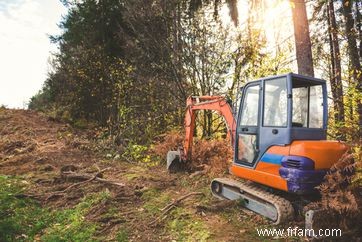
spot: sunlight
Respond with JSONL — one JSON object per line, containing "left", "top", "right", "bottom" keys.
{"left": 220, "top": 0, "right": 248, "bottom": 27}
{"left": 220, "top": 0, "right": 293, "bottom": 50}
{"left": 264, "top": 0, "right": 291, "bottom": 23}
{"left": 262, "top": 0, "right": 292, "bottom": 45}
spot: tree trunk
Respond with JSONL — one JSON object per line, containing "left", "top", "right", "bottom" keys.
{"left": 203, "top": 110, "right": 207, "bottom": 138}
{"left": 207, "top": 111, "right": 212, "bottom": 137}
{"left": 290, "top": 0, "right": 314, "bottom": 77}
{"left": 327, "top": 0, "right": 345, "bottom": 130}
{"left": 355, "top": 1, "right": 362, "bottom": 59}
{"left": 342, "top": 0, "right": 362, "bottom": 134}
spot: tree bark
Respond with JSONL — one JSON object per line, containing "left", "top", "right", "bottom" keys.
{"left": 342, "top": 0, "right": 362, "bottom": 134}
{"left": 290, "top": 0, "right": 314, "bottom": 77}
{"left": 355, "top": 1, "right": 362, "bottom": 59}
{"left": 327, "top": 0, "right": 345, "bottom": 129}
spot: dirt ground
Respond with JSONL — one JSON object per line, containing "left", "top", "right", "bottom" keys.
{"left": 7, "top": 108, "right": 362, "bottom": 241}
{"left": 0, "top": 109, "right": 309, "bottom": 241}
{"left": 0, "top": 108, "right": 362, "bottom": 241}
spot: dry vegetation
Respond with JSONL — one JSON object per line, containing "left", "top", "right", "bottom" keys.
{"left": 151, "top": 130, "right": 233, "bottom": 175}
{"left": 306, "top": 150, "right": 362, "bottom": 235}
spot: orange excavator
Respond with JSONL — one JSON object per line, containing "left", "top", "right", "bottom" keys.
{"left": 167, "top": 73, "right": 348, "bottom": 224}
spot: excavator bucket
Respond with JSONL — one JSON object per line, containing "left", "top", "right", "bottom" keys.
{"left": 166, "top": 150, "right": 186, "bottom": 173}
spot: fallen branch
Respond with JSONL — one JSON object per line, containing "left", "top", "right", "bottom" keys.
{"left": 14, "top": 193, "right": 40, "bottom": 199}
{"left": 65, "top": 168, "right": 107, "bottom": 190}
{"left": 62, "top": 168, "right": 125, "bottom": 187}
{"left": 189, "top": 170, "right": 207, "bottom": 178}
{"left": 161, "top": 192, "right": 203, "bottom": 211}
{"left": 149, "top": 192, "right": 203, "bottom": 226}
{"left": 45, "top": 168, "right": 123, "bottom": 201}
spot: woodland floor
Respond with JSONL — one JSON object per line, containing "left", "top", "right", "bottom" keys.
{"left": 0, "top": 108, "right": 327, "bottom": 241}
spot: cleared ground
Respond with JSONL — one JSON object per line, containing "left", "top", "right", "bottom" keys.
{"left": 0, "top": 108, "right": 311, "bottom": 241}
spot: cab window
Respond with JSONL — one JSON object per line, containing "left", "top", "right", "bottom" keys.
{"left": 292, "top": 79, "right": 323, "bottom": 128}
{"left": 240, "top": 85, "right": 260, "bottom": 126}
{"left": 263, "top": 77, "right": 287, "bottom": 127}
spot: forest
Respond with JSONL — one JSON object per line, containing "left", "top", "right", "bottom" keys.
{"left": 0, "top": 0, "right": 361, "bottom": 241}
{"left": 28, "top": 0, "right": 362, "bottom": 143}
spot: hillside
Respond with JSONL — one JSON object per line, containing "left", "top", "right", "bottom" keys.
{"left": 0, "top": 108, "right": 270, "bottom": 241}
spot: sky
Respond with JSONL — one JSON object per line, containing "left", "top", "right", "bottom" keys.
{"left": 0, "top": 0, "right": 67, "bottom": 108}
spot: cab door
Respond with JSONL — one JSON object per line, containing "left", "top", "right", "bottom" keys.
{"left": 259, "top": 76, "right": 289, "bottom": 155}
{"left": 235, "top": 83, "right": 261, "bottom": 166}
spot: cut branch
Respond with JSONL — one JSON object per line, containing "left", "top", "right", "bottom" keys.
{"left": 149, "top": 192, "right": 203, "bottom": 226}
{"left": 45, "top": 168, "right": 124, "bottom": 201}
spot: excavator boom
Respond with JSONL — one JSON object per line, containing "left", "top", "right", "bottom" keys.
{"left": 167, "top": 96, "right": 236, "bottom": 172}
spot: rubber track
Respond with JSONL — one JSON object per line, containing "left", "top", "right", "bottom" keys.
{"left": 212, "top": 178, "right": 294, "bottom": 224}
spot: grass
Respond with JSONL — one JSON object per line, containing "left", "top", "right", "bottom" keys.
{"left": 0, "top": 175, "right": 49, "bottom": 241}
{"left": 0, "top": 165, "right": 263, "bottom": 242}
{"left": 142, "top": 188, "right": 171, "bottom": 214}
{"left": 41, "top": 191, "right": 110, "bottom": 241}
{"left": 165, "top": 207, "right": 210, "bottom": 241}
{"left": 140, "top": 185, "right": 211, "bottom": 241}
{"left": 0, "top": 175, "right": 115, "bottom": 242}
{"left": 116, "top": 228, "right": 129, "bottom": 242}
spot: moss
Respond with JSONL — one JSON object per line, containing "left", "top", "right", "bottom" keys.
{"left": 142, "top": 188, "right": 171, "bottom": 214}
{"left": 166, "top": 207, "right": 210, "bottom": 241}
{"left": 123, "top": 173, "right": 141, "bottom": 181}
{"left": 116, "top": 228, "right": 129, "bottom": 242}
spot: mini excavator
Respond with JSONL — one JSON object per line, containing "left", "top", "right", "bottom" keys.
{"left": 167, "top": 73, "right": 348, "bottom": 224}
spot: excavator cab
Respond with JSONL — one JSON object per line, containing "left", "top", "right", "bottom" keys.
{"left": 235, "top": 73, "right": 327, "bottom": 166}
{"left": 229, "top": 73, "right": 347, "bottom": 195}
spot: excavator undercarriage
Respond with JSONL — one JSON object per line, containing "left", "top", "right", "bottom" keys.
{"left": 211, "top": 178, "right": 294, "bottom": 224}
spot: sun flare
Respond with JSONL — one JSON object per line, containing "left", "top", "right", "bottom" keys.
{"left": 220, "top": 0, "right": 293, "bottom": 47}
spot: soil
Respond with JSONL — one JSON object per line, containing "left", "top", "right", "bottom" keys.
{"left": 0, "top": 109, "right": 265, "bottom": 241}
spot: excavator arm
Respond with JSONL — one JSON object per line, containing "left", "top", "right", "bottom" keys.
{"left": 167, "top": 96, "right": 236, "bottom": 172}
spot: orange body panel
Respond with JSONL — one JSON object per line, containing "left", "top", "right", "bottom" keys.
{"left": 231, "top": 145, "right": 289, "bottom": 191}
{"left": 230, "top": 140, "right": 347, "bottom": 192}
{"left": 230, "top": 162, "right": 288, "bottom": 191}
{"left": 289, "top": 141, "right": 348, "bottom": 169}
{"left": 266, "top": 145, "right": 290, "bottom": 156}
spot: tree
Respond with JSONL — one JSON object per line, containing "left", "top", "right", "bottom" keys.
{"left": 341, "top": 0, "right": 362, "bottom": 133}
{"left": 222, "top": 0, "right": 314, "bottom": 76}
{"left": 356, "top": 0, "right": 362, "bottom": 59}
{"left": 30, "top": 0, "right": 188, "bottom": 143}
{"left": 327, "top": 0, "right": 345, "bottom": 129}
{"left": 290, "top": 0, "right": 314, "bottom": 77}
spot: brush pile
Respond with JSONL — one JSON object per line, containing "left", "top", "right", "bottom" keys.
{"left": 151, "top": 130, "right": 233, "bottom": 175}
{"left": 306, "top": 149, "right": 362, "bottom": 235}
